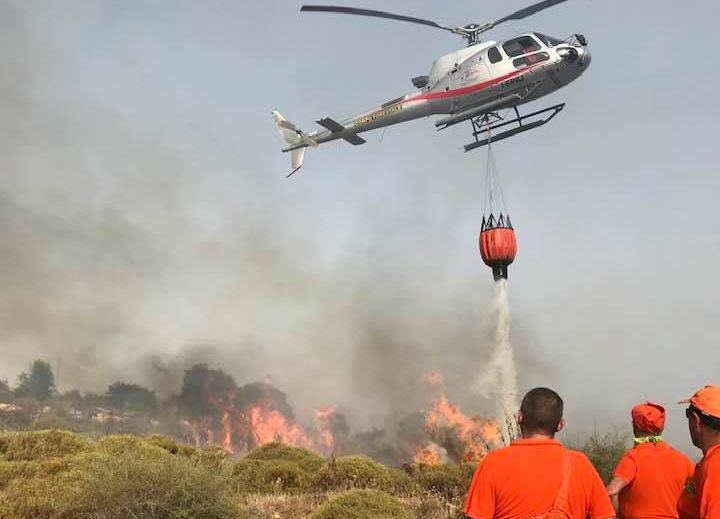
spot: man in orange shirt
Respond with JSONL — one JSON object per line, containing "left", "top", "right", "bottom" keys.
{"left": 678, "top": 385, "right": 720, "bottom": 519}
{"left": 606, "top": 401, "right": 694, "bottom": 519}
{"left": 464, "top": 387, "right": 615, "bottom": 519}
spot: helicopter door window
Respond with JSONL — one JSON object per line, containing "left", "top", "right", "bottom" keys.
{"left": 513, "top": 51, "right": 550, "bottom": 69}
{"left": 488, "top": 47, "right": 503, "bottom": 64}
{"left": 502, "top": 36, "right": 541, "bottom": 58}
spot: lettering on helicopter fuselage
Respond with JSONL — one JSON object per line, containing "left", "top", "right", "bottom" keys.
{"left": 353, "top": 104, "right": 403, "bottom": 128}
{"left": 500, "top": 75, "right": 526, "bottom": 89}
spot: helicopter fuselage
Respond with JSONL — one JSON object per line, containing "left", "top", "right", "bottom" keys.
{"left": 283, "top": 32, "right": 590, "bottom": 152}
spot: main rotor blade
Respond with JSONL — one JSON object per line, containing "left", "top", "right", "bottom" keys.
{"left": 492, "top": 0, "right": 569, "bottom": 26}
{"left": 300, "top": 5, "right": 456, "bottom": 34}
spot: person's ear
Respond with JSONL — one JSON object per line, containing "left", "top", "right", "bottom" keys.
{"left": 556, "top": 418, "right": 566, "bottom": 433}
{"left": 691, "top": 413, "right": 702, "bottom": 430}
{"left": 517, "top": 410, "right": 524, "bottom": 425}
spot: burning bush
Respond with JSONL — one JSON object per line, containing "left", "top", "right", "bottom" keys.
{"left": 414, "top": 462, "right": 476, "bottom": 501}
{"left": 310, "top": 489, "right": 413, "bottom": 519}
{"left": 2, "top": 429, "right": 89, "bottom": 461}
{"left": 311, "top": 455, "right": 417, "bottom": 496}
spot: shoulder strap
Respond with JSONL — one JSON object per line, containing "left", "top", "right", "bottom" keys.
{"left": 552, "top": 448, "right": 572, "bottom": 512}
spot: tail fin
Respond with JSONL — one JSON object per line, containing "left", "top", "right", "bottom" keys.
{"left": 272, "top": 110, "right": 317, "bottom": 176}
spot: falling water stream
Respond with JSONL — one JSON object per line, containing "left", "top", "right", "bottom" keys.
{"left": 474, "top": 279, "right": 519, "bottom": 443}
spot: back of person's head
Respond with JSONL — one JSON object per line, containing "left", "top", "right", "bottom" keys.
{"left": 519, "top": 387, "right": 564, "bottom": 437}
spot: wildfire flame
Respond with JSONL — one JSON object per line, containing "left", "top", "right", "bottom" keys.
{"left": 413, "top": 441, "right": 447, "bottom": 466}
{"left": 418, "top": 370, "right": 502, "bottom": 464}
{"left": 188, "top": 388, "right": 335, "bottom": 456}
{"left": 314, "top": 405, "right": 337, "bottom": 456}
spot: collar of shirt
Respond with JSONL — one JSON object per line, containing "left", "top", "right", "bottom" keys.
{"left": 511, "top": 438, "right": 563, "bottom": 447}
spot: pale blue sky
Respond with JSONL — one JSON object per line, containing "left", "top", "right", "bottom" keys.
{"left": 0, "top": 0, "right": 718, "bottom": 450}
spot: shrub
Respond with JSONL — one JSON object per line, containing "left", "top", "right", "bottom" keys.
{"left": 145, "top": 433, "right": 197, "bottom": 457}
{"left": 310, "top": 489, "right": 413, "bottom": 519}
{"left": 245, "top": 442, "right": 324, "bottom": 472}
{"left": 571, "top": 430, "right": 628, "bottom": 484}
{"left": 231, "top": 458, "right": 311, "bottom": 494}
{"left": 0, "top": 460, "right": 41, "bottom": 489}
{"left": 69, "top": 449, "right": 239, "bottom": 519}
{"left": 311, "top": 455, "right": 418, "bottom": 495}
{"left": 414, "top": 463, "right": 476, "bottom": 501}
{"left": 0, "top": 465, "right": 86, "bottom": 519}
{"left": 3, "top": 429, "right": 89, "bottom": 461}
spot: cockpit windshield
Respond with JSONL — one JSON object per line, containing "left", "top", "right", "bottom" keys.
{"left": 502, "top": 36, "right": 541, "bottom": 58}
{"left": 534, "top": 33, "right": 565, "bottom": 47}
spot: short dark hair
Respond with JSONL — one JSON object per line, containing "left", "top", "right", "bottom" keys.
{"left": 520, "top": 387, "right": 564, "bottom": 436}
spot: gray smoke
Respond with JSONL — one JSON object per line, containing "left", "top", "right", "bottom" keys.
{"left": 0, "top": 1, "right": 553, "bottom": 432}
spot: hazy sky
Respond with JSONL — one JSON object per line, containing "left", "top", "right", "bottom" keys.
{"left": 0, "top": 0, "right": 718, "bottom": 451}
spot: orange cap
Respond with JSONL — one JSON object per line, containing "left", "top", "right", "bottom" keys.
{"left": 679, "top": 385, "right": 720, "bottom": 419}
{"left": 631, "top": 401, "right": 665, "bottom": 434}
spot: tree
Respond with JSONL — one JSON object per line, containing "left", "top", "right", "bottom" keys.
{"left": 0, "top": 379, "right": 10, "bottom": 396}
{"left": 177, "top": 364, "right": 236, "bottom": 419}
{"left": 15, "top": 360, "right": 56, "bottom": 400}
{"left": 106, "top": 382, "right": 158, "bottom": 415}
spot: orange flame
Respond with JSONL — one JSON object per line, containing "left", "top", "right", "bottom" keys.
{"left": 221, "top": 410, "right": 234, "bottom": 453}
{"left": 247, "top": 404, "right": 314, "bottom": 449}
{"left": 314, "top": 405, "right": 337, "bottom": 456}
{"left": 419, "top": 371, "right": 502, "bottom": 464}
{"left": 413, "top": 442, "right": 446, "bottom": 466}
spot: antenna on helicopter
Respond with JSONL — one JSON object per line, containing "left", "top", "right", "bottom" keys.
{"left": 301, "top": 0, "right": 569, "bottom": 46}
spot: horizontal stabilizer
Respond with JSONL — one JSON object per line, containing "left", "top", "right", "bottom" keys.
{"left": 342, "top": 134, "right": 366, "bottom": 145}
{"left": 316, "top": 117, "right": 345, "bottom": 133}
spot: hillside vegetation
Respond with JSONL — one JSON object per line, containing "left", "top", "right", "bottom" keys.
{"left": 0, "top": 429, "right": 626, "bottom": 519}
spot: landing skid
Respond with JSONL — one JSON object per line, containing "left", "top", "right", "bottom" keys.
{"left": 464, "top": 103, "right": 565, "bottom": 152}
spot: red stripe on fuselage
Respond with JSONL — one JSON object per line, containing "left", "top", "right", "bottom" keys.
{"left": 405, "top": 66, "right": 538, "bottom": 103}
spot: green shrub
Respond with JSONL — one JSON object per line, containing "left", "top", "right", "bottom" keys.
{"left": 310, "top": 489, "right": 413, "bottom": 519}
{"left": 68, "top": 449, "right": 239, "bottom": 519}
{"left": 94, "top": 434, "right": 163, "bottom": 457}
{"left": 0, "top": 463, "right": 85, "bottom": 518}
{"left": 571, "top": 430, "right": 628, "bottom": 484}
{"left": 311, "top": 455, "right": 418, "bottom": 495}
{"left": 245, "top": 442, "right": 324, "bottom": 472}
{"left": 0, "top": 460, "right": 41, "bottom": 489}
{"left": 3, "top": 429, "right": 89, "bottom": 461}
{"left": 231, "top": 458, "right": 311, "bottom": 494}
{"left": 145, "top": 433, "right": 197, "bottom": 457}
{"left": 414, "top": 463, "right": 476, "bottom": 501}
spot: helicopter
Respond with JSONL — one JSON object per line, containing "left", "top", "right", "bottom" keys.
{"left": 273, "top": 1, "right": 591, "bottom": 176}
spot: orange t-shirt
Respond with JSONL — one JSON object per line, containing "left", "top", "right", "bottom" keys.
{"left": 678, "top": 444, "right": 720, "bottom": 519}
{"left": 463, "top": 438, "right": 615, "bottom": 519}
{"left": 614, "top": 441, "right": 694, "bottom": 519}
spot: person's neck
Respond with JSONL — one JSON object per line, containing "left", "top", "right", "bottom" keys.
{"left": 700, "top": 434, "right": 720, "bottom": 455}
{"left": 521, "top": 432, "right": 556, "bottom": 440}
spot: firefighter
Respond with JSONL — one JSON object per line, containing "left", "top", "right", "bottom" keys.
{"left": 678, "top": 385, "right": 720, "bottom": 519}
{"left": 606, "top": 401, "right": 693, "bottom": 519}
{"left": 463, "top": 387, "right": 615, "bottom": 519}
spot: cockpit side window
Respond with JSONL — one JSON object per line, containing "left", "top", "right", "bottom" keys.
{"left": 488, "top": 46, "right": 503, "bottom": 64}
{"left": 502, "top": 36, "right": 541, "bottom": 58}
{"left": 534, "top": 33, "right": 564, "bottom": 47}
